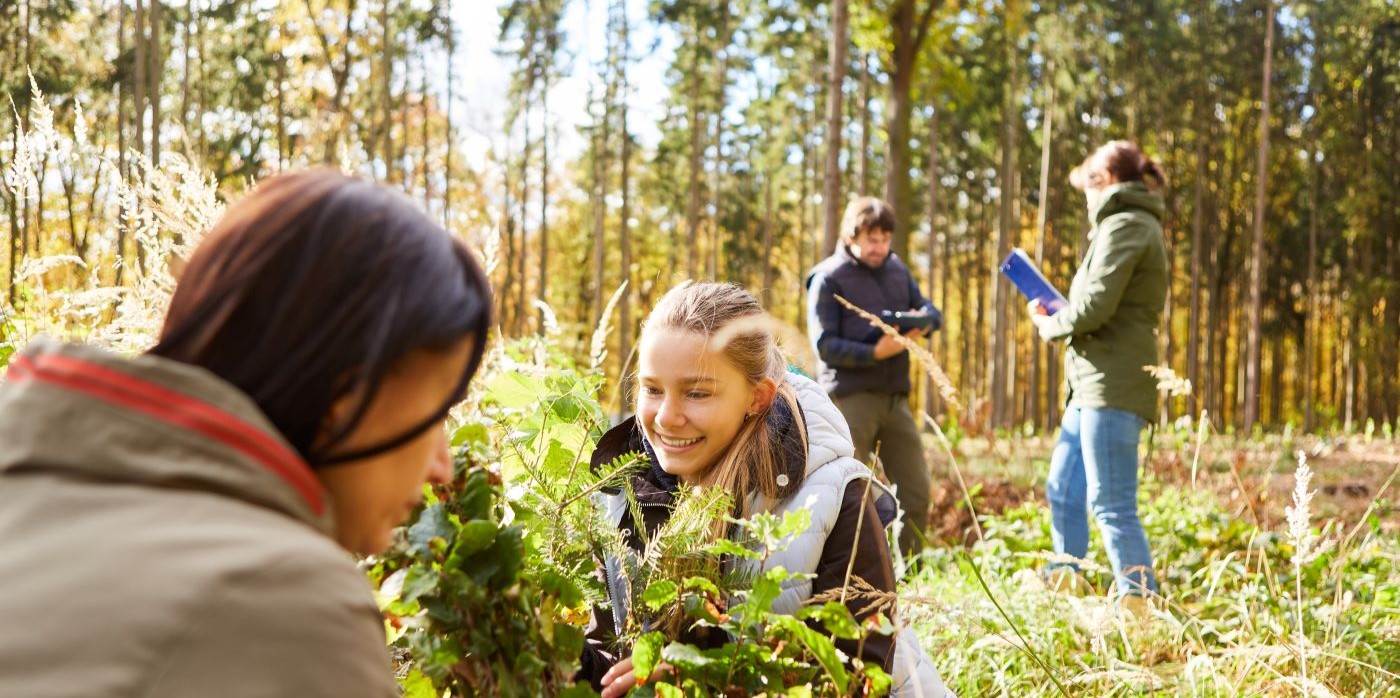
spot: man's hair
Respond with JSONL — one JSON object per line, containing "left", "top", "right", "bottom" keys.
{"left": 839, "top": 196, "right": 897, "bottom": 242}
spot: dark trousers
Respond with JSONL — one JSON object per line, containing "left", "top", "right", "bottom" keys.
{"left": 833, "top": 391, "right": 931, "bottom": 554}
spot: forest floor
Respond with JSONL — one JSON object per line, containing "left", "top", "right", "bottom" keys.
{"left": 924, "top": 430, "right": 1400, "bottom": 546}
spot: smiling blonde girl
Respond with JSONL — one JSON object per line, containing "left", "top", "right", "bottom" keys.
{"left": 580, "top": 281, "right": 952, "bottom": 698}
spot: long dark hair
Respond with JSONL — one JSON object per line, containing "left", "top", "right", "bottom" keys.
{"left": 150, "top": 168, "right": 493, "bottom": 466}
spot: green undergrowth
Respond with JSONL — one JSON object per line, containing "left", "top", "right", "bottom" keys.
{"left": 903, "top": 481, "right": 1400, "bottom": 696}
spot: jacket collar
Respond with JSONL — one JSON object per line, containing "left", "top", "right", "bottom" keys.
{"left": 1090, "top": 181, "right": 1166, "bottom": 227}
{"left": 837, "top": 242, "right": 892, "bottom": 271}
{"left": 0, "top": 340, "right": 333, "bottom": 535}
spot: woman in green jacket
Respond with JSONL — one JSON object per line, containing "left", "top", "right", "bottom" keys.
{"left": 1028, "top": 141, "right": 1167, "bottom": 601}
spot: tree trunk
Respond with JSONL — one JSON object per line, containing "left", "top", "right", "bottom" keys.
{"left": 397, "top": 57, "right": 410, "bottom": 184}
{"left": 116, "top": 0, "right": 129, "bottom": 287}
{"left": 444, "top": 15, "right": 455, "bottom": 228}
{"left": 420, "top": 56, "right": 432, "bottom": 201}
{"left": 1304, "top": 145, "right": 1319, "bottom": 430}
{"left": 1243, "top": 0, "right": 1274, "bottom": 431}
{"left": 707, "top": 5, "right": 731, "bottom": 280}
{"left": 134, "top": 0, "right": 147, "bottom": 159}
{"left": 883, "top": 1, "right": 941, "bottom": 262}
{"left": 685, "top": 42, "right": 703, "bottom": 279}
{"left": 821, "top": 0, "right": 849, "bottom": 255}
{"left": 150, "top": 0, "right": 163, "bottom": 165}
{"left": 515, "top": 100, "right": 531, "bottom": 335}
{"left": 593, "top": 87, "right": 612, "bottom": 328}
{"left": 195, "top": 0, "right": 206, "bottom": 158}
{"left": 1032, "top": 62, "right": 1054, "bottom": 428}
{"left": 796, "top": 104, "right": 812, "bottom": 325}
{"left": 538, "top": 74, "right": 550, "bottom": 312}
{"left": 617, "top": 0, "right": 633, "bottom": 401}
{"left": 858, "top": 51, "right": 872, "bottom": 196}
{"left": 303, "top": 0, "right": 359, "bottom": 163}
{"left": 275, "top": 57, "right": 286, "bottom": 170}
{"left": 990, "top": 16, "right": 1020, "bottom": 428}
{"left": 374, "top": 0, "right": 392, "bottom": 172}
{"left": 5, "top": 133, "right": 18, "bottom": 302}
{"left": 181, "top": 0, "right": 192, "bottom": 144}
{"left": 884, "top": 42, "right": 912, "bottom": 260}
{"left": 924, "top": 105, "right": 940, "bottom": 418}
{"left": 1188, "top": 138, "right": 1206, "bottom": 419}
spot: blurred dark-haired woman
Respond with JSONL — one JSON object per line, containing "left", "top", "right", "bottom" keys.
{"left": 0, "top": 168, "right": 493, "bottom": 696}
{"left": 1027, "top": 141, "right": 1167, "bottom": 613}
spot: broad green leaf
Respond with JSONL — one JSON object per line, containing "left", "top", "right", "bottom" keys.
{"left": 540, "top": 437, "right": 578, "bottom": 480}
{"left": 398, "top": 668, "right": 437, "bottom": 698}
{"left": 408, "top": 504, "right": 455, "bottom": 556}
{"left": 541, "top": 421, "right": 590, "bottom": 459}
{"left": 682, "top": 593, "right": 724, "bottom": 624}
{"left": 654, "top": 682, "right": 684, "bottom": 698}
{"left": 641, "top": 579, "right": 679, "bottom": 611}
{"left": 400, "top": 565, "right": 440, "bottom": 604}
{"left": 681, "top": 576, "right": 720, "bottom": 595}
{"left": 632, "top": 631, "right": 666, "bottom": 680}
{"left": 376, "top": 568, "right": 408, "bottom": 605}
{"left": 769, "top": 615, "right": 849, "bottom": 693}
{"left": 535, "top": 569, "right": 585, "bottom": 608}
{"left": 487, "top": 525, "right": 526, "bottom": 588}
{"left": 797, "top": 601, "right": 861, "bottom": 640}
{"left": 448, "top": 520, "right": 499, "bottom": 559}
{"left": 486, "top": 371, "right": 547, "bottom": 409}
{"left": 775, "top": 509, "right": 814, "bottom": 542}
{"left": 706, "top": 538, "right": 761, "bottom": 559}
{"left": 863, "top": 665, "right": 894, "bottom": 696}
{"left": 661, "top": 642, "right": 713, "bottom": 669}
{"left": 450, "top": 421, "right": 489, "bottom": 448}
{"left": 550, "top": 392, "right": 584, "bottom": 421}
{"left": 557, "top": 684, "right": 601, "bottom": 698}
{"left": 740, "top": 567, "right": 787, "bottom": 616}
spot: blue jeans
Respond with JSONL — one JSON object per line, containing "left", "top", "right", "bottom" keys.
{"left": 1046, "top": 406, "right": 1158, "bottom": 596}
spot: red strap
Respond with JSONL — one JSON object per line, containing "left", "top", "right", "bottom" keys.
{"left": 8, "top": 353, "right": 325, "bottom": 516}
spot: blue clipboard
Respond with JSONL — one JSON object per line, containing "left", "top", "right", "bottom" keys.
{"left": 999, "top": 248, "right": 1068, "bottom": 315}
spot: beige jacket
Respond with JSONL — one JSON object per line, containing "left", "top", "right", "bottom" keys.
{"left": 0, "top": 340, "right": 397, "bottom": 697}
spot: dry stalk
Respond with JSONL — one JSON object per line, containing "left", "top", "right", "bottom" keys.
{"left": 923, "top": 412, "right": 985, "bottom": 543}
{"left": 832, "top": 294, "right": 960, "bottom": 410}
{"left": 590, "top": 280, "right": 628, "bottom": 373}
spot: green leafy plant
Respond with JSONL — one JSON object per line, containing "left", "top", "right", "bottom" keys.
{"left": 370, "top": 436, "right": 595, "bottom": 697}
{"left": 620, "top": 510, "right": 895, "bottom": 697}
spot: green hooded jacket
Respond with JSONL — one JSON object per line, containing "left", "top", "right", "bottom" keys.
{"left": 1036, "top": 181, "right": 1168, "bottom": 422}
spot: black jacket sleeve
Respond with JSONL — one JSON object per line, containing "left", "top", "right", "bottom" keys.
{"left": 810, "top": 479, "right": 899, "bottom": 672}
{"left": 577, "top": 604, "right": 620, "bottom": 690}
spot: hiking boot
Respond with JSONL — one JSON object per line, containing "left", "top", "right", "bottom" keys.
{"left": 1117, "top": 593, "right": 1155, "bottom": 621}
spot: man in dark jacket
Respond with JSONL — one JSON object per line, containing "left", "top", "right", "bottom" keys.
{"left": 805, "top": 197, "right": 942, "bottom": 554}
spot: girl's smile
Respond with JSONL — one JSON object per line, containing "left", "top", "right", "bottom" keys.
{"left": 636, "top": 328, "right": 765, "bottom": 483}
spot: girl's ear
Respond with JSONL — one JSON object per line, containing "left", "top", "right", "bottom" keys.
{"left": 749, "top": 377, "right": 779, "bottom": 415}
